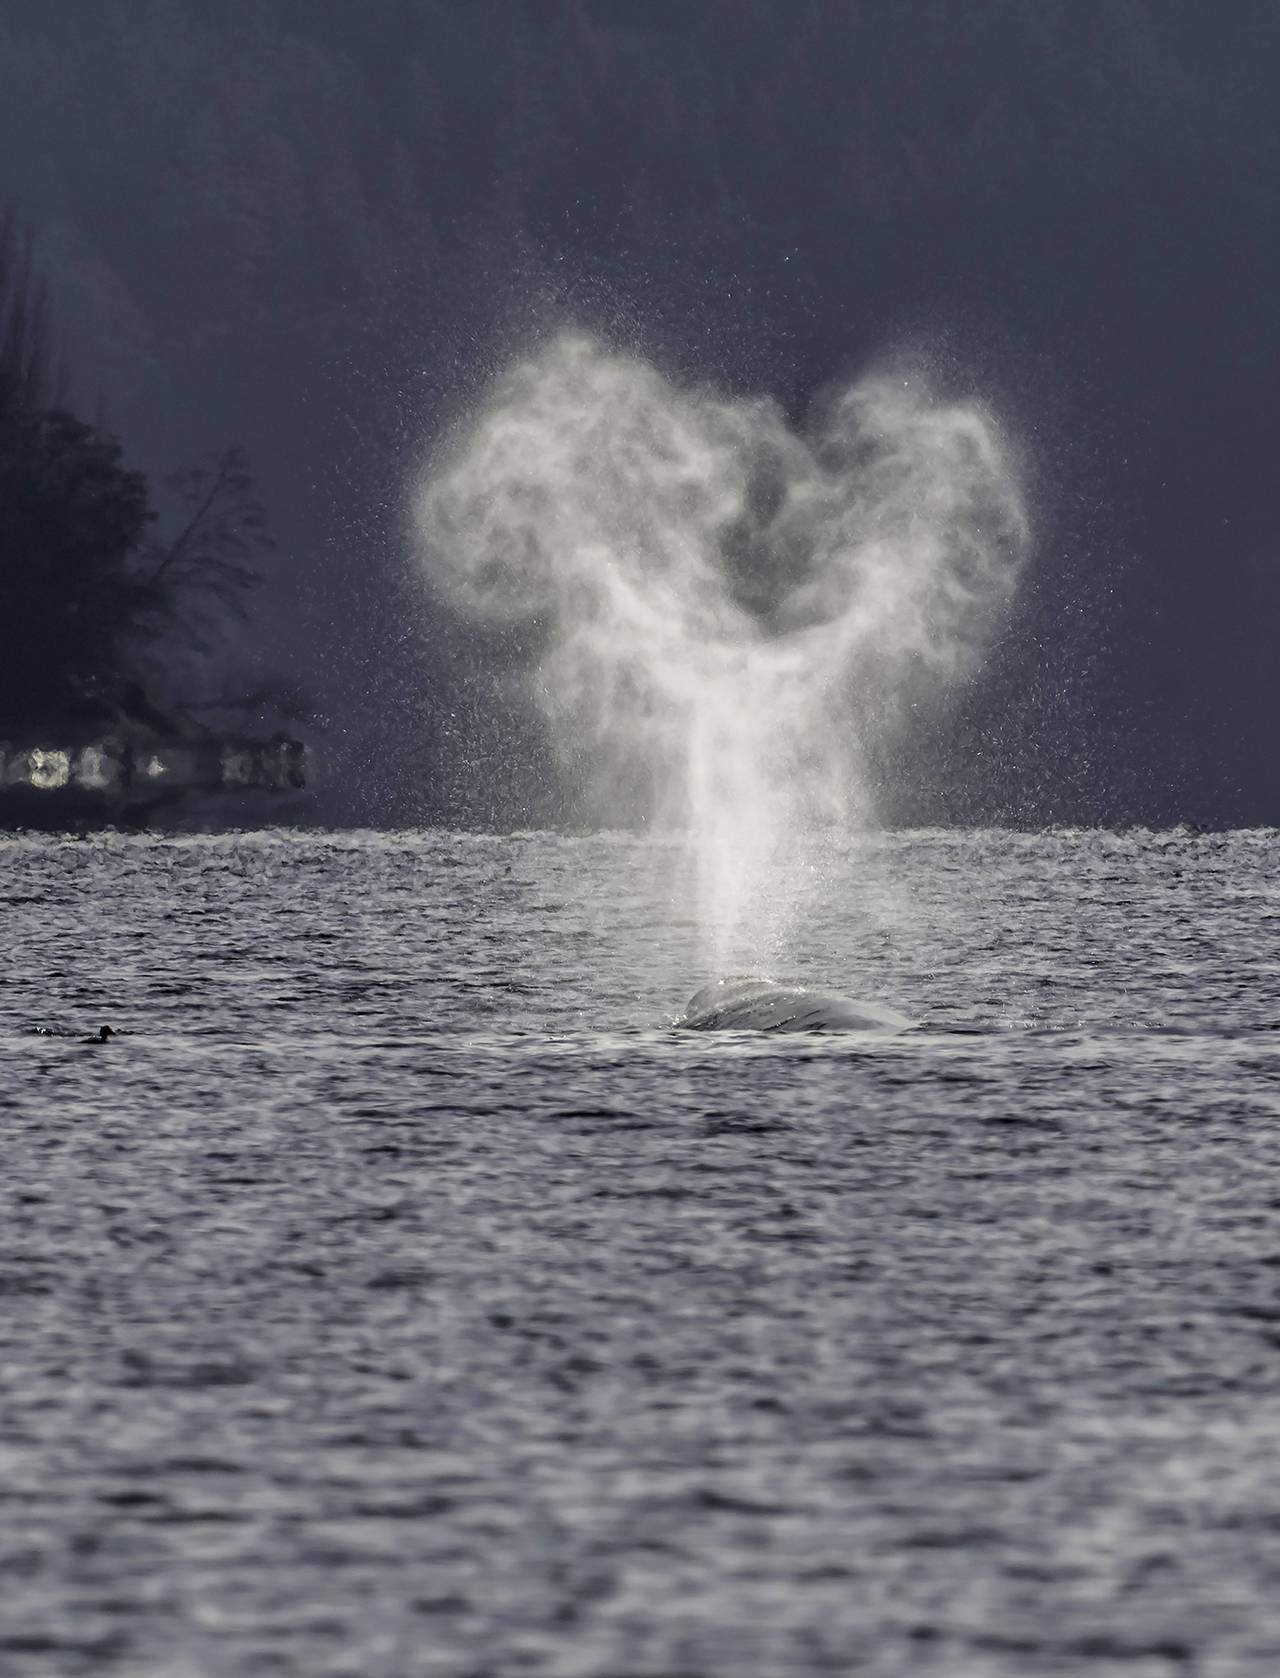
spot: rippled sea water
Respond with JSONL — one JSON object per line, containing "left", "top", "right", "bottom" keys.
{"left": 4, "top": 827, "right": 1280, "bottom": 1677}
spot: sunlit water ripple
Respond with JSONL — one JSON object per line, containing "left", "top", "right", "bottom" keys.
{"left": 4, "top": 827, "right": 1280, "bottom": 1676}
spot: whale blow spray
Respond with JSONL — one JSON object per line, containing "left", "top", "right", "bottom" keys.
{"left": 415, "top": 333, "right": 1029, "bottom": 969}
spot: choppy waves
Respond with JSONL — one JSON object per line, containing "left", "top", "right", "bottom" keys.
{"left": 4, "top": 827, "right": 1280, "bottom": 1674}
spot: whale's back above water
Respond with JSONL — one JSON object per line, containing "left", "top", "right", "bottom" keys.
{"left": 676, "top": 977, "right": 912, "bottom": 1034}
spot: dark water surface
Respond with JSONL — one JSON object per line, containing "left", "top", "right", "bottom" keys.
{"left": 4, "top": 828, "right": 1280, "bottom": 1677}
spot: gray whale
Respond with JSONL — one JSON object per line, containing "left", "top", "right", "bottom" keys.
{"left": 676, "top": 977, "right": 912, "bottom": 1034}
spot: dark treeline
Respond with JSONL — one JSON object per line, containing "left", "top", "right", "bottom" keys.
{"left": 0, "top": 211, "right": 274, "bottom": 744}
{"left": 0, "top": 210, "right": 156, "bottom": 736}
{"left": 0, "top": 0, "right": 1276, "bottom": 822}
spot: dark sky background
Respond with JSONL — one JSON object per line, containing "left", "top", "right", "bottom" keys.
{"left": 2, "top": 0, "right": 1277, "bottom": 827}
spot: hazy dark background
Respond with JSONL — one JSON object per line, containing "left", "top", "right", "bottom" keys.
{"left": 2, "top": 0, "right": 1276, "bottom": 827}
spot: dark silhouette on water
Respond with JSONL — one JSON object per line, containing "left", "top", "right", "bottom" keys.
{"left": 80, "top": 1025, "right": 114, "bottom": 1044}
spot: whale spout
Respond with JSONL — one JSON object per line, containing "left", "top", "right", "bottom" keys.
{"left": 675, "top": 977, "right": 912, "bottom": 1034}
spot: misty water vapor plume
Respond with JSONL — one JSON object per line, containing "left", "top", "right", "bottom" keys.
{"left": 416, "top": 333, "right": 1029, "bottom": 968}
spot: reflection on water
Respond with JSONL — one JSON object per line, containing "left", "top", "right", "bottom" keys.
{"left": 3, "top": 827, "right": 1279, "bottom": 1675}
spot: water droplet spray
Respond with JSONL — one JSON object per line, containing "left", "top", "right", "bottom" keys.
{"left": 415, "top": 333, "right": 1029, "bottom": 973}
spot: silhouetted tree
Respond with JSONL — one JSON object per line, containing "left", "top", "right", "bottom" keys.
{"left": 138, "top": 446, "right": 271, "bottom": 651}
{"left": 0, "top": 404, "right": 156, "bottom": 730}
{"left": 0, "top": 207, "right": 56, "bottom": 418}
{"left": 1, "top": 210, "right": 275, "bottom": 740}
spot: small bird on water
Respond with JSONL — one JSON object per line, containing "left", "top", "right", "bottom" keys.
{"left": 81, "top": 1025, "right": 115, "bottom": 1044}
